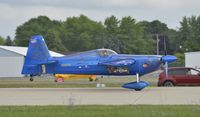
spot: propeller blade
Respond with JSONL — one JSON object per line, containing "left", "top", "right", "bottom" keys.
{"left": 160, "top": 55, "right": 177, "bottom": 80}
{"left": 165, "top": 62, "right": 168, "bottom": 79}
{"left": 160, "top": 37, "right": 177, "bottom": 80}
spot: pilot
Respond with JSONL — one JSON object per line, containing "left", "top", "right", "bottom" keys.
{"left": 99, "top": 50, "right": 108, "bottom": 56}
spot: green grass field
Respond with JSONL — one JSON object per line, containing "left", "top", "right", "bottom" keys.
{"left": 0, "top": 105, "right": 199, "bottom": 117}
{"left": 0, "top": 76, "right": 158, "bottom": 88}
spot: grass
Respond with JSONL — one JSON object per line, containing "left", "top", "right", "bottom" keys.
{"left": 0, "top": 75, "right": 159, "bottom": 88}
{"left": 0, "top": 105, "right": 199, "bottom": 117}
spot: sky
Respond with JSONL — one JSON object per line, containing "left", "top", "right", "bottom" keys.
{"left": 0, "top": 0, "right": 200, "bottom": 39}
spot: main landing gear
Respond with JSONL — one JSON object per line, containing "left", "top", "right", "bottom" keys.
{"left": 29, "top": 75, "right": 34, "bottom": 82}
{"left": 122, "top": 73, "right": 149, "bottom": 91}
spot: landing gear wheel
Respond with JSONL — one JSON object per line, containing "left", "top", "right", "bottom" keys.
{"left": 163, "top": 81, "right": 174, "bottom": 87}
{"left": 30, "top": 78, "right": 34, "bottom": 82}
{"left": 135, "top": 89, "right": 142, "bottom": 91}
{"left": 30, "top": 74, "right": 34, "bottom": 82}
{"left": 89, "top": 78, "right": 93, "bottom": 82}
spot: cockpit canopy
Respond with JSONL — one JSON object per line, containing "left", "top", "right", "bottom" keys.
{"left": 97, "top": 49, "right": 117, "bottom": 57}
{"left": 59, "top": 49, "right": 118, "bottom": 60}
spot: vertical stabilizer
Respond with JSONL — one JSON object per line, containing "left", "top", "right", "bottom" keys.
{"left": 22, "top": 35, "right": 52, "bottom": 75}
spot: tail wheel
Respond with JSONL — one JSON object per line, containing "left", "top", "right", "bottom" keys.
{"left": 163, "top": 81, "right": 174, "bottom": 87}
{"left": 29, "top": 75, "right": 34, "bottom": 82}
{"left": 30, "top": 77, "right": 34, "bottom": 82}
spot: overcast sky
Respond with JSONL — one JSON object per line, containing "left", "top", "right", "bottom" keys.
{"left": 0, "top": 0, "right": 200, "bottom": 39}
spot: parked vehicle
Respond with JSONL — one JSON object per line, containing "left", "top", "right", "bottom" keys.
{"left": 158, "top": 67, "right": 200, "bottom": 86}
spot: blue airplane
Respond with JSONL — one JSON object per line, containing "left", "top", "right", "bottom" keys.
{"left": 22, "top": 35, "right": 177, "bottom": 91}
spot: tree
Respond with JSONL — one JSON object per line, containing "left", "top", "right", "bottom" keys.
{"left": 45, "top": 29, "right": 66, "bottom": 52}
{"left": 164, "top": 29, "right": 179, "bottom": 54}
{"left": 139, "top": 20, "right": 177, "bottom": 55}
{"left": 15, "top": 16, "right": 54, "bottom": 46}
{"left": 0, "top": 36, "right": 5, "bottom": 45}
{"left": 63, "top": 15, "right": 104, "bottom": 51}
{"left": 14, "top": 16, "right": 66, "bottom": 52}
{"left": 118, "top": 16, "right": 152, "bottom": 54}
{"left": 104, "top": 15, "right": 119, "bottom": 34}
{"left": 103, "top": 16, "right": 122, "bottom": 53}
{"left": 179, "top": 16, "right": 200, "bottom": 52}
{"left": 14, "top": 14, "right": 186, "bottom": 56}
{"left": 148, "top": 20, "right": 168, "bottom": 34}
{"left": 4, "top": 36, "right": 13, "bottom": 46}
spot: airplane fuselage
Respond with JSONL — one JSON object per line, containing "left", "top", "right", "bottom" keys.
{"left": 44, "top": 50, "right": 161, "bottom": 76}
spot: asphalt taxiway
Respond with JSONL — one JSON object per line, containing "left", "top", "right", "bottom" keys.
{"left": 0, "top": 87, "right": 200, "bottom": 105}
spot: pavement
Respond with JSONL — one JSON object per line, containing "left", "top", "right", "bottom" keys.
{"left": 0, "top": 87, "right": 200, "bottom": 105}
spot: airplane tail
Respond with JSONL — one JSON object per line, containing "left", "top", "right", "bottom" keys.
{"left": 22, "top": 35, "right": 53, "bottom": 75}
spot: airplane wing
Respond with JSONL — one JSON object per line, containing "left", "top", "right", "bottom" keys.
{"left": 99, "top": 59, "right": 135, "bottom": 67}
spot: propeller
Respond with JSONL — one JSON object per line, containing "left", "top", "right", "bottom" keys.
{"left": 160, "top": 37, "right": 177, "bottom": 79}
{"left": 161, "top": 55, "right": 176, "bottom": 79}
{"left": 163, "top": 37, "right": 168, "bottom": 79}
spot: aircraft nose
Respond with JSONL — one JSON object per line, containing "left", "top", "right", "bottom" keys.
{"left": 161, "top": 55, "right": 177, "bottom": 63}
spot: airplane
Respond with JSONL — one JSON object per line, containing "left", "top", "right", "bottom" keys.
{"left": 22, "top": 35, "right": 177, "bottom": 91}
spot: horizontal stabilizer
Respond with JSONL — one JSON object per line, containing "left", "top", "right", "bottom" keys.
{"left": 36, "top": 60, "right": 57, "bottom": 65}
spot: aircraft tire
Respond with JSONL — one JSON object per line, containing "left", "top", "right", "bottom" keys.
{"left": 135, "top": 89, "right": 142, "bottom": 91}
{"left": 30, "top": 78, "right": 34, "bottom": 82}
{"left": 89, "top": 78, "right": 93, "bottom": 82}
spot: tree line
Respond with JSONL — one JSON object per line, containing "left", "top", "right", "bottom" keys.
{"left": 1, "top": 15, "right": 200, "bottom": 66}
{"left": 0, "top": 36, "right": 14, "bottom": 46}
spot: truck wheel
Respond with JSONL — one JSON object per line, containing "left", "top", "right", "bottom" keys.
{"left": 163, "top": 81, "right": 174, "bottom": 87}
